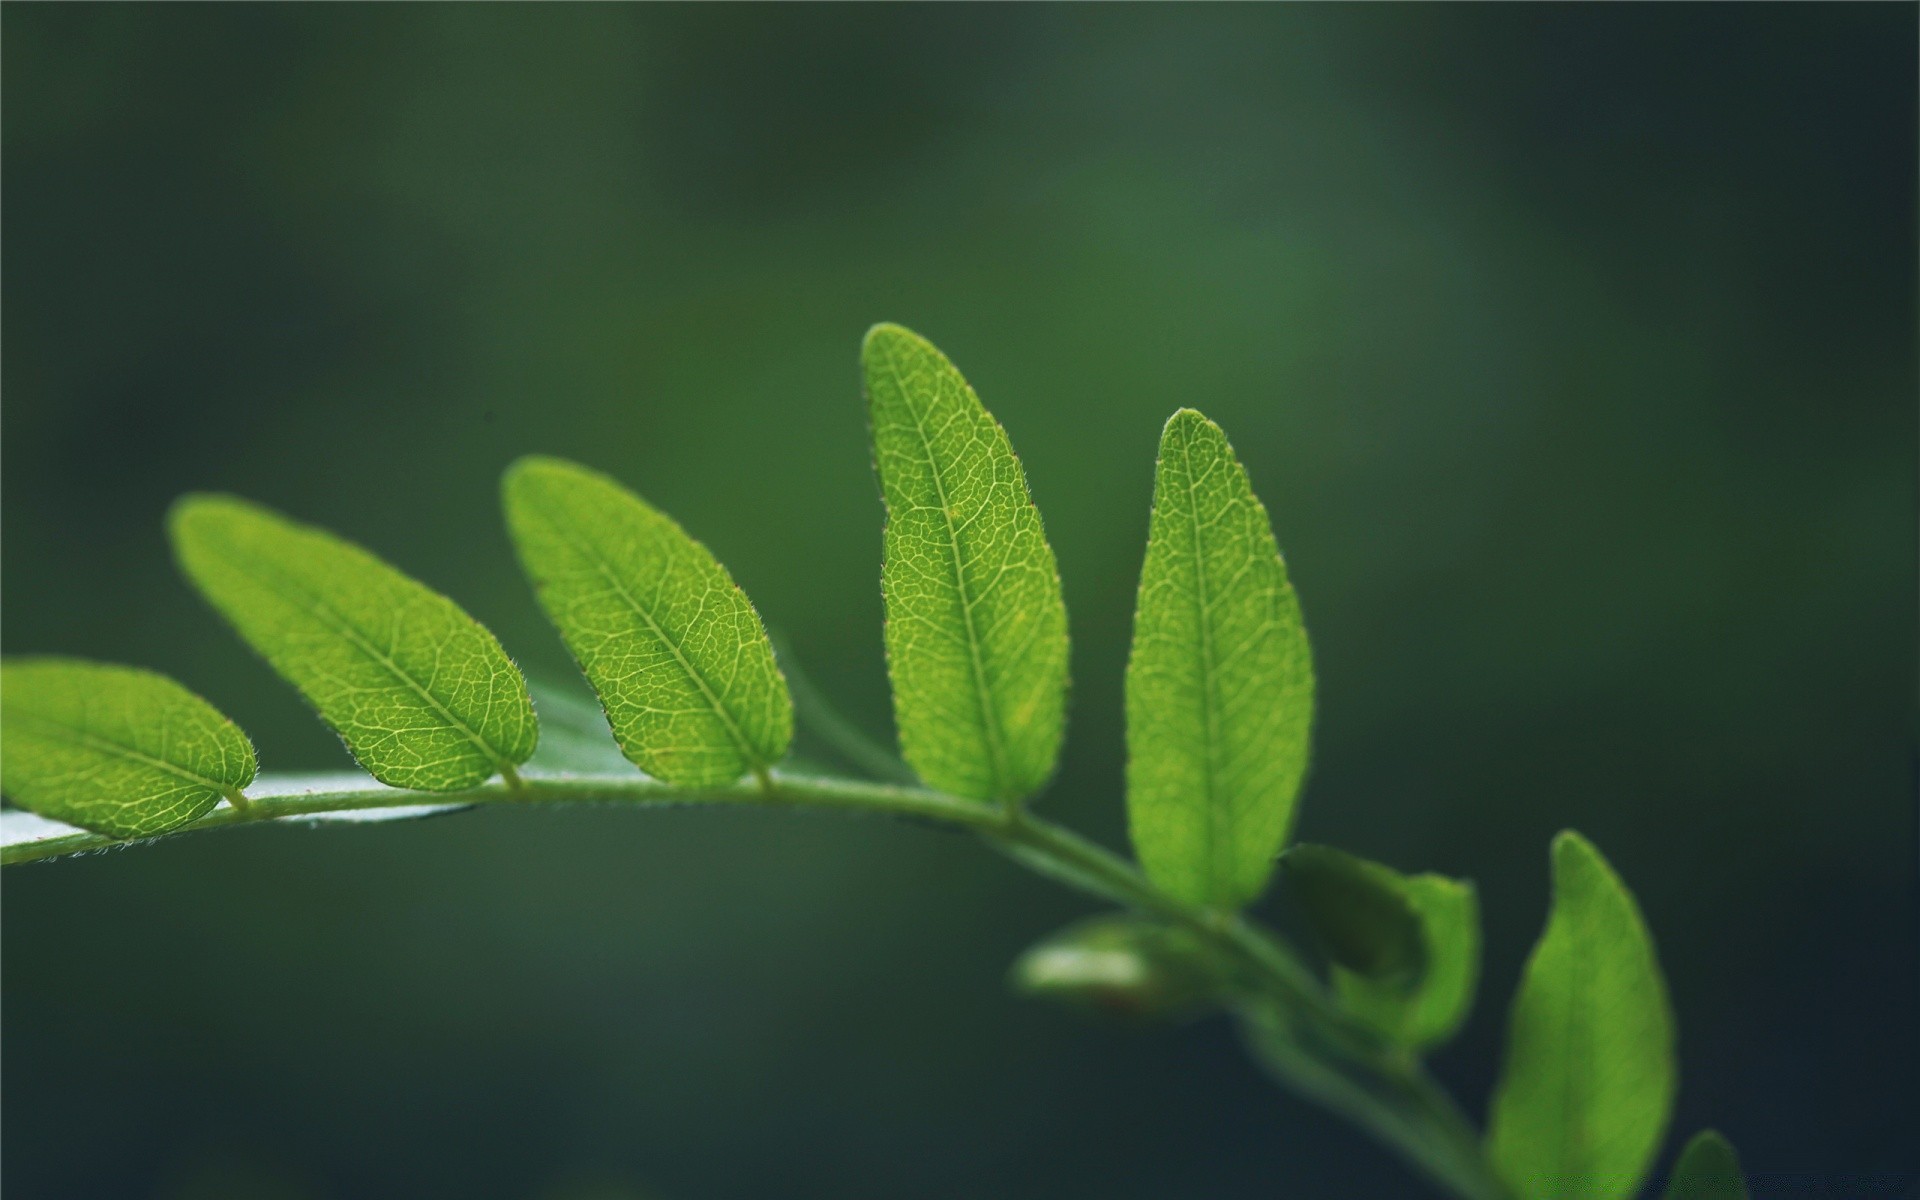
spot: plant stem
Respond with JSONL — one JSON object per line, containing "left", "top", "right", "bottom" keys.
{"left": 0, "top": 769, "right": 1508, "bottom": 1198}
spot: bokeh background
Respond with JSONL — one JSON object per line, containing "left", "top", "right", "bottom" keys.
{"left": 4, "top": 6, "right": 1914, "bottom": 1198}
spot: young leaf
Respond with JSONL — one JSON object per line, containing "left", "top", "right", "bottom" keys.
{"left": 0, "top": 658, "right": 256, "bottom": 838}
{"left": 1663, "top": 1131, "right": 1747, "bottom": 1200}
{"left": 1125, "top": 409, "right": 1314, "bottom": 909}
{"left": 863, "top": 323, "right": 1069, "bottom": 804}
{"left": 1339, "top": 871, "right": 1481, "bottom": 1051}
{"left": 1011, "top": 914, "right": 1227, "bottom": 1021}
{"left": 1281, "top": 845, "right": 1427, "bottom": 988}
{"left": 170, "top": 495, "right": 537, "bottom": 792}
{"left": 1488, "top": 831, "right": 1677, "bottom": 1200}
{"left": 502, "top": 456, "right": 791, "bottom": 787}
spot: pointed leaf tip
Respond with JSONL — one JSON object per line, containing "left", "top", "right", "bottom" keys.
{"left": 170, "top": 493, "right": 536, "bottom": 792}
{"left": 1663, "top": 1131, "right": 1747, "bottom": 1200}
{"left": 1125, "top": 408, "right": 1314, "bottom": 909}
{"left": 503, "top": 455, "right": 791, "bottom": 787}
{"left": 1489, "top": 830, "right": 1676, "bottom": 1200}
{"left": 864, "top": 324, "right": 1069, "bottom": 804}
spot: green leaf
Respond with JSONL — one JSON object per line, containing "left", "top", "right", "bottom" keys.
{"left": 502, "top": 456, "right": 791, "bottom": 787}
{"left": 1488, "top": 831, "right": 1677, "bottom": 1200}
{"left": 1282, "top": 846, "right": 1480, "bottom": 1050}
{"left": 1281, "top": 845, "right": 1427, "bottom": 987}
{"left": 863, "top": 323, "right": 1069, "bottom": 804}
{"left": 1338, "top": 870, "right": 1481, "bottom": 1051}
{"left": 1011, "top": 914, "right": 1227, "bottom": 1021}
{"left": 1663, "top": 1131, "right": 1748, "bottom": 1200}
{"left": 1125, "top": 408, "right": 1314, "bottom": 909}
{"left": 170, "top": 494, "right": 537, "bottom": 792}
{"left": 0, "top": 658, "right": 256, "bottom": 838}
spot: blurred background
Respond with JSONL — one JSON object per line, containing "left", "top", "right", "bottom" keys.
{"left": 3, "top": 6, "right": 1914, "bottom": 1198}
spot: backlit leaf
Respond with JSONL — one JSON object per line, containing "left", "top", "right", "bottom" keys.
{"left": 502, "top": 456, "right": 791, "bottom": 787}
{"left": 1663, "top": 1131, "right": 1747, "bottom": 1200}
{"left": 863, "top": 323, "right": 1069, "bottom": 804}
{"left": 1488, "top": 831, "right": 1677, "bottom": 1200}
{"left": 1283, "top": 846, "right": 1480, "bottom": 1050}
{"left": 0, "top": 658, "right": 255, "bottom": 838}
{"left": 1125, "top": 409, "right": 1314, "bottom": 909}
{"left": 170, "top": 495, "right": 536, "bottom": 791}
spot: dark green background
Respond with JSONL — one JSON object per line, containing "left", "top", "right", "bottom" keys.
{"left": 4, "top": 6, "right": 1914, "bottom": 1198}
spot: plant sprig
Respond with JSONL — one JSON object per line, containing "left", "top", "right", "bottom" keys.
{"left": 0, "top": 325, "right": 1739, "bottom": 1200}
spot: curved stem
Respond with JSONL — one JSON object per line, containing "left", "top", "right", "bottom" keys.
{"left": 0, "top": 770, "right": 1506, "bottom": 1198}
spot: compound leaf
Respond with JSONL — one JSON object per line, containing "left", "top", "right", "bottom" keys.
{"left": 1663, "top": 1131, "right": 1747, "bottom": 1200}
{"left": 863, "top": 323, "right": 1068, "bottom": 804}
{"left": 1125, "top": 408, "right": 1314, "bottom": 909}
{"left": 502, "top": 456, "right": 791, "bottom": 787}
{"left": 0, "top": 658, "right": 255, "bottom": 838}
{"left": 1488, "top": 831, "right": 1677, "bottom": 1200}
{"left": 170, "top": 495, "right": 536, "bottom": 792}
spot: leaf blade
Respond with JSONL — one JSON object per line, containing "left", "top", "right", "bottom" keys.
{"left": 1488, "top": 831, "right": 1677, "bottom": 1200}
{"left": 863, "top": 323, "right": 1069, "bottom": 803}
{"left": 502, "top": 456, "right": 791, "bottom": 787}
{"left": 0, "top": 658, "right": 256, "bottom": 838}
{"left": 1125, "top": 408, "right": 1314, "bottom": 909}
{"left": 1663, "top": 1131, "right": 1747, "bottom": 1200}
{"left": 170, "top": 494, "right": 537, "bottom": 792}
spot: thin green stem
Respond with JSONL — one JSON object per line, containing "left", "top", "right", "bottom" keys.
{"left": 0, "top": 769, "right": 1506, "bottom": 1199}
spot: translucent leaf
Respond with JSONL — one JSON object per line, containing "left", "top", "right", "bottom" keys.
{"left": 1663, "top": 1131, "right": 1748, "bottom": 1200}
{"left": 170, "top": 494, "right": 537, "bottom": 792}
{"left": 1281, "top": 845, "right": 1427, "bottom": 987}
{"left": 1011, "top": 914, "right": 1226, "bottom": 1021}
{"left": 1338, "top": 871, "right": 1480, "bottom": 1051}
{"left": 863, "top": 323, "right": 1069, "bottom": 804}
{"left": 1283, "top": 845, "right": 1481, "bottom": 1051}
{"left": 1125, "top": 409, "right": 1314, "bottom": 909}
{"left": 1488, "top": 831, "right": 1677, "bottom": 1200}
{"left": 502, "top": 456, "right": 791, "bottom": 787}
{"left": 0, "top": 658, "right": 255, "bottom": 838}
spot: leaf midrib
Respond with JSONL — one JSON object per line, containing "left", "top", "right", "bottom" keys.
{"left": 536, "top": 496, "right": 762, "bottom": 770}
{"left": 208, "top": 530, "right": 514, "bottom": 772}
{"left": 1174, "top": 419, "right": 1228, "bottom": 903}
{"left": 887, "top": 354, "right": 1010, "bottom": 797}
{"left": 5, "top": 709, "right": 237, "bottom": 796}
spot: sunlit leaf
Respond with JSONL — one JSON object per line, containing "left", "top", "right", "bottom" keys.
{"left": 863, "top": 323, "right": 1069, "bottom": 804}
{"left": 1488, "top": 831, "right": 1676, "bottom": 1200}
{"left": 1663, "top": 1131, "right": 1747, "bottom": 1200}
{"left": 0, "top": 658, "right": 255, "bottom": 838}
{"left": 503, "top": 456, "right": 790, "bottom": 787}
{"left": 1125, "top": 409, "right": 1314, "bottom": 909}
{"left": 170, "top": 494, "right": 536, "bottom": 791}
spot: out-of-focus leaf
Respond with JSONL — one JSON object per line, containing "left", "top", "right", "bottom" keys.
{"left": 1488, "top": 831, "right": 1676, "bottom": 1200}
{"left": 1011, "top": 914, "right": 1226, "bottom": 1021}
{"left": 1336, "top": 870, "right": 1481, "bottom": 1051}
{"left": 1662, "top": 1131, "right": 1747, "bottom": 1200}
